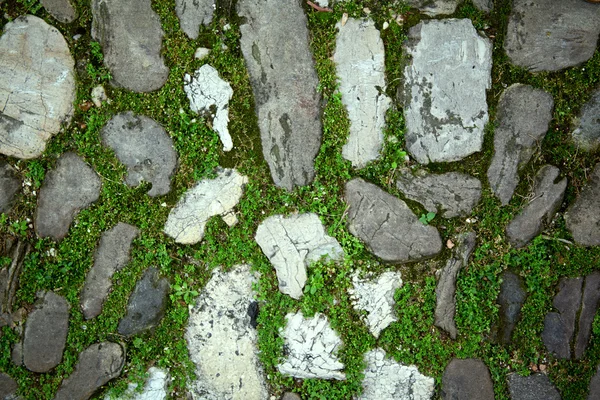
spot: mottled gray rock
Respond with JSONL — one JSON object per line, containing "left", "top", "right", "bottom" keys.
{"left": 186, "top": 265, "right": 268, "bottom": 400}
{"left": 396, "top": 169, "right": 482, "bottom": 218}
{"left": 575, "top": 272, "right": 600, "bottom": 359}
{"left": 55, "top": 342, "right": 125, "bottom": 400}
{"left": 35, "top": 152, "right": 101, "bottom": 241}
{"left": 589, "top": 366, "right": 600, "bottom": 400}
{"left": 164, "top": 168, "right": 247, "bottom": 244}
{"left": 91, "top": 0, "right": 169, "bottom": 92}
{"left": 41, "top": 0, "right": 77, "bottom": 23}
{"left": 101, "top": 112, "right": 177, "bottom": 197}
{"left": 487, "top": 84, "right": 554, "bottom": 205}
{"left": 573, "top": 89, "right": 600, "bottom": 151}
{"left": 402, "top": 19, "right": 492, "bottom": 164}
{"left": 441, "top": 358, "right": 494, "bottom": 400}
{"left": 118, "top": 267, "right": 169, "bottom": 337}
{"left": 508, "top": 373, "right": 561, "bottom": 400}
{"left": 175, "top": 0, "right": 214, "bottom": 39}
{"left": 0, "top": 162, "right": 20, "bottom": 214}
{"left": 472, "top": 0, "right": 492, "bottom": 12}
{"left": 505, "top": 0, "right": 600, "bottom": 72}
{"left": 255, "top": 213, "right": 343, "bottom": 299}
{"left": 492, "top": 271, "right": 526, "bottom": 345}
{"left": 0, "top": 15, "right": 75, "bottom": 159}
{"left": 405, "top": 0, "right": 458, "bottom": 16}
{"left": 238, "top": 0, "right": 322, "bottom": 190}
{"left": 81, "top": 223, "right": 140, "bottom": 320}
{"left": 566, "top": 163, "right": 600, "bottom": 246}
{"left": 0, "top": 372, "right": 18, "bottom": 399}
{"left": 506, "top": 165, "right": 567, "bottom": 248}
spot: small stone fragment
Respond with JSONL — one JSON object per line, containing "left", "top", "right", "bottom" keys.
{"left": 405, "top": 0, "right": 458, "bottom": 16}
{"left": 508, "top": 373, "right": 561, "bottom": 400}
{"left": 41, "top": 0, "right": 77, "bottom": 23}
{"left": 573, "top": 89, "right": 600, "bottom": 151}
{"left": 91, "top": 85, "right": 108, "bottom": 108}
{"left": 282, "top": 393, "right": 301, "bottom": 400}
{"left": 575, "top": 271, "right": 600, "bottom": 359}
{"left": 441, "top": 358, "right": 494, "bottom": 400}
{"left": 566, "top": 163, "right": 600, "bottom": 246}
{"left": 175, "top": 0, "right": 214, "bottom": 39}
{"left": 221, "top": 211, "right": 238, "bottom": 227}
{"left": 113, "top": 367, "right": 169, "bottom": 400}
{"left": 492, "top": 270, "right": 527, "bottom": 344}
{"left": 0, "top": 372, "right": 18, "bottom": 400}
{"left": 194, "top": 47, "right": 210, "bottom": 60}
{"left": 472, "top": 0, "right": 492, "bottom": 12}
{"left": 589, "top": 366, "right": 600, "bottom": 400}
{"left": 0, "top": 161, "right": 20, "bottom": 214}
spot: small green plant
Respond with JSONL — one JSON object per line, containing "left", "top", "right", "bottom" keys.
{"left": 171, "top": 281, "right": 199, "bottom": 305}
{"left": 16, "top": 0, "right": 43, "bottom": 14}
{"left": 10, "top": 220, "right": 28, "bottom": 236}
{"left": 419, "top": 212, "right": 436, "bottom": 225}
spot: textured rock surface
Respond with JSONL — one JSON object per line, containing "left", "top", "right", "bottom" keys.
{"left": 506, "top": 165, "right": 567, "bottom": 248}
{"left": 508, "top": 373, "right": 561, "bottom": 400}
{"left": 101, "top": 112, "right": 177, "bottom": 197}
{"left": 114, "top": 367, "right": 169, "bottom": 400}
{"left": 492, "top": 271, "right": 526, "bottom": 345}
{"left": 472, "top": 0, "right": 492, "bottom": 12}
{"left": 238, "top": 0, "right": 322, "bottom": 190}
{"left": 0, "top": 15, "right": 75, "bottom": 159}
{"left": 405, "top": 0, "right": 458, "bottom": 16}
{"left": 0, "top": 161, "right": 20, "bottom": 214}
{"left": 255, "top": 213, "right": 343, "bottom": 299}
{"left": 186, "top": 265, "right": 268, "bottom": 400}
{"left": 164, "top": 169, "right": 247, "bottom": 244}
{"left": 0, "top": 372, "right": 18, "bottom": 399}
{"left": 505, "top": 0, "right": 600, "bottom": 72}
{"left": 402, "top": 19, "right": 491, "bottom": 164}
{"left": 91, "top": 0, "right": 169, "bottom": 92}
{"left": 175, "top": 0, "right": 214, "bottom": 39}
{"left": 35, "top": 152, "right": 101, "bottom": 241}
{"left": 575, "top": 272, "right": 600, "bottom": 359}
{"left": 573, "top": 89, "right": 600, "bottom": 151}
{"left": 345, "top": 178, "right": 442, "bottom": 264}
{"left": 566, "top": 163, "right": 600, "bottom": 246}
{"left": 278, "top": 312, "right": 345, "bottom": 380}
{"left": 441, "top": 358, "right": 494, "bottom": 400}
{"left": 41, "top": 0, "right": 77, "bottom": 23}
{"left": 589, "top": 366, "right": 600, "bottom": 400}
{"left": 282, "top": 393, "right": 301, "bottom": 400}
{"left": 487, "top": 84, "right": 554, "bottom": 205}
{"left": 81, "top": 223, "right": 140, "bottom": 320}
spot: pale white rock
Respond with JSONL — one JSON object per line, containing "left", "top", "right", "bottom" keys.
{"left": 221, "top": 211, "right": 238, "bottom": 227}
{"left": 194, "top": 47, "right": 210, "bottom": 60}
{"left": 107, "top": 367, "right": 169, "bottom": 400}
{"left": 91, "top": 85, "right": 108, "bottom": 108}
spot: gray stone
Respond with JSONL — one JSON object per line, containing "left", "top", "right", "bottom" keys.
{"left": 164, "top": 168, "right": 248, "bottom": 244}
{"left": 23, "top": 291, "right": 69, "bottom": 373}
{"left": 506, "top": 165, "right": 567, "bottom": 248}
{"left": 91, "top": 85, "right": 108, "bottom": 108}
{"left": 487, "top": 84, "right": 554, "bottom": 205}
{"left": 334, "top": 18, "right": 390, "bottom": 168}
{"left": 402, "top": 19, "right": 492, "bottom": 164}
{"left": 81, "top": 223, "right": 140, "bottom": 320}
{"left": 566, "top": 163, "right": 600, "bottom": 246}
{"left": 0, "top": 373, "right": 18, "bottom": 399}
{"left": 118, "top": 267, "right": 169, "bottom": 337}
{"left": 508, "top": 373, "right": 561, "bottom": 400}
{"left": 255, "top": 213, "right": 344, "bottom": 299}
{"left": 472, "top": 0, "right": 492, "bottom": 12}
{"left": 175, "top": 0, "right": 214, "bottom": 39}
{"left": 441, "top": 358, "right": 494, "bottom": 400}
{"left": 101, "top": 112, "right": 177, "bottom": 197}
{"left": 396, "top": 169, "right": 482, "bottom": 218}
{"left": 238, "top": 0, "right": 322, "bottom": 190}
{"left": 0, "top": 15, "right": 76, "bottom": 159}
{"left": 493, "top": 271, "right": 526, "bottom": 345}
{"left": 0, "top": 162, "right": 20, "bottom": 214}
{"left": 194, "top": 47, "right": 210, "bottom": 60}
{"left": 505, "top": 0, "right": 600, "bottom": 72}
{"left": 405, "top": 0, "right": 458, "bottom": 16}
{"left": 281, "top": 393, "right": 301, "bottom": 400}
{"left": 573, "top": 89, "right": 600, "bottom": 151}
{"left": 345, "top": 178, "right": 442, "bottom": 264}
{"left": 55, "top": 342, "right": 125, "bottom": 400}
{"left": 41, "top": 0, "right": 77, "bottom": 23}
{"left": 589, "top": 366, "right": 600, "bottom": 400}
{"left": 186, "top": 265, "right": 268, "bottom": 400}
{"left": 35, "top": 152, "right": 101, "bottom": 241}
{"left": 575, "top": 272, "right": 600, "bottom": 359}
{"left": 91, "top": 0, "right": 169, "bottom": 92}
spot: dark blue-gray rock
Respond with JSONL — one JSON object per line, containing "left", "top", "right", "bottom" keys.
{"left": 118, "top": 267, "right": 169, "bottom": 337}
{"left": 573, "top": 89, "right": 600, "bottom": 151}
{"left": 508, "top": 373, "right": 561, "bottom": 400}
{"left": 405, "top": 0, "right": 458, "bottom": 16}
{"left": 575, "top": 272, "right": 600, "bottom": 359}
{"left": 505, "top": 0, "right": 600, "bottom": 72}
{"left": 34, "top": 152, "right": 101, "bottom": 241}
{"left": 565, "top": 163, "right": 600, "bottom": 246}
{"left": 0, "top": 161, "right": 20, "bottom": 214}
{"left": 238, "top": 0, "right": 322, "bottom": 190}
{"left": 175, "top": 0, "right": 214, "bottom": 39}
{"left": 345, "top": 178, "right": 442, "bottom": 264}
{"left": 0, "top": 372, "right": 17, "bottom": 399}
{"left": 41, "top": 0, "right": 77, "bottom": 23}
{"left": 493, "top": 271, "right": 526, "bottom": 344}
{"left": 441, "top": 358, "right": 494, "bottom": 400}
{"left": 487, "top": 84, "right": 554, "bottom": 205}
{"left": 589, "top": 366, "right": 600, "bottom": 400}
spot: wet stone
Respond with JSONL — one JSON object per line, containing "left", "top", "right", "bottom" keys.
{"left": 405, "top": 0, "right": 458, "bottom": 16}
{"left": 175, "top": 0, "right": 214, "bottom": 39}
{"left": 566, "top": 163, "right": 600, "bottom": 246}
{"left": 0, "top": 161, "right": 20, "bottom": 214}
{"left": 41, "top": 0, "right": 77, "bottom": 23}
{"left": 575, "top": 271, "right": 600, "bottom": 359}
{"left": 441, "top": 358, "right": 494, "bottom": 400}
{"left": 0, "top": 373, "right": 17, "bottom": 399}
{"left": 508, "top": 373, "right": 561, "bottom": 400}
{"left": 573, "top": 89, "right": 600, "bottom": 151}
{"left": 492, "top": 271, "right": 527, "bottom": 345}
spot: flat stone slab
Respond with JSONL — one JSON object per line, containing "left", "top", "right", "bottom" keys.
{"left": 505, "top": 0, "right": 600, "bottom": 72}
{"left": 278, "top": 311, "right": 345, "bottom": 380}
{"left": 186, "top": 265, "right": 268, "bottom": 399}
{"left": 441, "top": 358, "right": 494, "bottom": 400}
{"left": 0, "top": 161, "right": 20, "bottom": 214}
{"left": 405, "top": 0, "right": 458, "bottom": 16}
{"left": 402, "top": 19, "right": 492, "bottom": 164}
{"left": 91, "top": 0, "right": 169, "bottom": 92}
{"left": 396, "top": 169, "right": 482, "bottom": 218}
{"left": 101, "top": 112, "right": 177, "bottom": 197}
{"left": 255, "top": 213, "right": 343, "bottom": 299}
{"left": 573, "top": 89, "right": 600, "bottom": 151}
{"left": 41, "top": 0, "right": 77, "bottom": 23}
{"left": 35, "top": 152, "right": 101, "bottom": 241}
{"left": 0, "top": 373, "right": 18, "bottom": 400}
{"left": 334, "top": 18, "right": 390, "bottom": 168}
{"left": 575, "top": 271, "right": 600, "bottom": 359}
{"left": 81, "top": 222, "right": 140, "bottom": 320}
{"left": 0, "top": 15, "right": 75, "bottom": 159}
{"left": 238, "top": 0, "right": 322, "bottom": 190}
{"left": 492, "top": 270, "right": 526, "bottom": 345}
{"left": 508, "top": 373, "right": 561, "bottom": 400}
{"left": 487, "top": 84, "right": 554, "bottom": 205}
{"left": 175, "top": 0, "right": 214, "bottom": 39}
{"left": 345, "top": 178, "right": 442, "bottom": 264}
{"left": 566, "top": 163, "right": 600, "bottom": 246}
{"left": 164, "top": 168, "right": 248, "bottom": 244}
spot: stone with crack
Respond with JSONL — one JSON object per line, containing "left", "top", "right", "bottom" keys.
{"left": 0, "top": 161, "right": 20, "bottom": 214}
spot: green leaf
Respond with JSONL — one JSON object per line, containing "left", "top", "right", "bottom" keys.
{"left": 426, "top": 212, "right": 436, "bottom": 222}
{"left": 310, "top": 285, "right": 317, "bottom": 295}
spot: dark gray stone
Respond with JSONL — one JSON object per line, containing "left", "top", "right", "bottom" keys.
{"left": 566, "top": 163, "right": 600, "bottom": 246}
{"left": 0, "top": 373, "right": 17, "bottom": 399}
{"left": 493, "top": 271, "right": 526, "bottom": 344}
{"left": 0, "top": 161, "right": 20, "bottom": 214}
{"left": 41, "top": 0, "right": 77, "bottom": 23}
{"left": 345, "top": 178, "right": 442, "bottom": 264}
{"left": 508, "top": 373, "right": 561, "bottom": 400}
{"left": 487, "top": 84, "right": 554, "bottom": 205}
{"left": 589, "top": 366, "right": 600, "bottom": 400}
{"left": 441, "top": 358, "right": 494, "bottom": 400}
{"left": 575, "top": 272, "right": 600, "bottom": 359}
{"left": 405, "top": 0, "right": 458, "bottom": 16}
{"left": 506, "top": 165, "right": 567, "bottom": 248}
{"left": 118, "top": 267, "right": 169, "bottom": 337}
{"left": 35, "top": 152, "right": 101, "bottom": 241}
{"left": 175, "top": 0, "right": 214, "bottom": 39}
{"left": 238, "top": 0, "right": 322, "bottom": 190}
{"left": 573, "top": 89, "right": 600, "bottom": 151}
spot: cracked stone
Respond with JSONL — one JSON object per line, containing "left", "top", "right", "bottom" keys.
{"left": 41, "top": 0, "right": 77, "bottom": 23}
{"left": 508, "top": 373, "right": 561, "bottom": 400}
{"left": 0, "top": 161, "right": 20, "bottom": 214}
{"left": 175, "top": 0, "right": 214, "bottom": 39}
{"left": 573, "top": 88, "right": 600, "bottom": 151}
{"left": 566, "top": 163, "right": 600, "bottom": 246}
{"left": 441, "top": 358, "right": 494, "bottom": 400}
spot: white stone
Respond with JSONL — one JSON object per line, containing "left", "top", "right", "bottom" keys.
{"left": 221, "top": 211, "right": 238, "bottom": 227}
{"left": 107, "top": 367, "right": 169, "bottom": 400}
{"left": 91, "top": 85, "right": 108, "bottom": 108}
{"left": 194, "top": 47, "right": 210, "bottom": 60}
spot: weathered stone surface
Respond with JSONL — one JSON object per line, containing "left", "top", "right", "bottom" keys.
{"left": 345, "top": 178, "right": 442, "bottom": 264}
{"left": 81, "top": 223, "right": 140, "bottom": 320}
{"left": 589, "top": 366, "right": 600, "bottom": 400}
{"left": 194, "top": 47, "right": 210, "bottom": 60}
{"left": 184, "top": 65, "right": 234, "bottom": 152}
{"left": 0, "top": 372, "right": 18, "bottom": 399}
{"left": 487, "top": 84, "right": 554, "bottom": 205}
{"left": 41, "top": 0, "right": 77, "bottom": 23}
{"left": 55, "top": 342, "right": 125, "bottom": 400}
{"left": 255, "top": 213, "right": 343, "bottom": 299}
{"left": 175, "top": 0, "right": 214, "bottom": 39}
{"left": 566, "top": 163, "right": 600, "bottom": 246}
{"left": 472, "top": 0, "right": 492, "bottom": 12}
{"left": 405, "top": 0, "right": 458, "bottom": 16}
{"left": 91, "top": 0, "right": 169, "bottom": 92}
{"left": 164, "top": 168, "right": 247, "bottom": 244}
{"left": 402, "top": 19, "right": 492, "bottom": 164}
{"left": 573, "top": 89, "right": 600, "bottom": 151}
{"left": 118, "top": 267, "right": 169, "bottom": 337}
{"left": 35, "top": 152, "right": 101, "bottom": 241}
{"left": 111, "top": 367, "right": 169, "bottom": 400}
{"left": 575, "top": 272, "right": 600, "bottom": 359}
{"left": 91, "top": 85, "right": 108, "bottom": 108}
{"left": 0, "top": 15, "right": 75, "bottom": 159}
{"left": 281, "top": 393, "right": 301, "bottom": 400}
{"left": 441, "top": 358, "right": 494, "bottom": 400}
{"left": 492, "top": 271, "right": 526, "bottom": 345}
{"left": 186, "top": 265, "right": 268, "bottom": 400}
{"left": 0, "top": 238, "right": 29, "bottom": 323}
{"left": 238, "top": 0, "right": 322, "bottom": 190}
{"left": 508, "top": 373, "right": 561, "bottom": 400}
{"left": 505, "top": 0, "right": 600, "bottom": 72}
{"left": 506, "top": 165, "right": 567, "bottom": 248}
{"left": 396, "top": 169, "right": 482, "bottom": 218}
{"left": 101, "top": 112, "right": 177, "bottom": 197}
{"left": 334, "top": 18, "right": 390, "bottom": 168}
{"left": 278, "top": 311, "right": 345, "bottom": 380}
{"left": 0, "top": 161, "right": 20, "bottom": 214}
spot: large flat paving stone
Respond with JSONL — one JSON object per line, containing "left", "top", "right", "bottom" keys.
{"left": 508, "top": 373, "right": 561, "bottom": 400}
{"left": 175, "top": 0, "right": 214, "bottom": 39}
{"left": 41, "top": 0, "right": 77, "bottom": 23}
{"left": 566, "top": 163, "right": 600, "bottom": 246}
{"left": 0, "top": 161, "right": 20, "bottom": 214}
{"left": 441, "top": 358, "right": 494, "bottom": 400}
{"left": 573, "top": 89, "right": 600, "bottom": 151}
